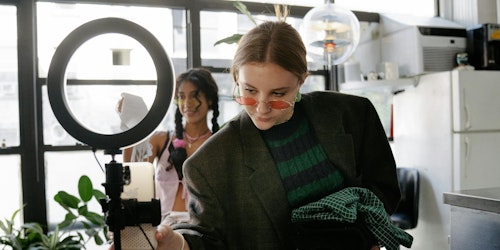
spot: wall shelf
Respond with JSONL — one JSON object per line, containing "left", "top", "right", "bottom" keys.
{"left": 339, "top": 77, "right": 416, "bottom": 93}
{"left": 337, "top": 77, "right": 417, "bottom": 140}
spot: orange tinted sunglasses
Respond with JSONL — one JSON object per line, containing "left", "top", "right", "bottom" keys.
{"left": 232, "top": 86, "right": 294, "bottom": 110}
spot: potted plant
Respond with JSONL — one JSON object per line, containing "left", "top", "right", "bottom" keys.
{"left": 0, "top": 175, "right": 109, "bottom": 249}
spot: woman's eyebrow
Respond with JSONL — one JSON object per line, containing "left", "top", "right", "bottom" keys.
{"left": 241, "top": 82, "right": 291, "bottom": 92}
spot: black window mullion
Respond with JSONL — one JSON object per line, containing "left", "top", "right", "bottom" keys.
{"left": 186, "top": 0, "right": 201, "bottom": 68}
{"left": 17, "top": 0, "right": 48, "bottom": 227}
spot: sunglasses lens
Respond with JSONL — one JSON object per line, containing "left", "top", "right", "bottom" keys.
{"left": 235, "top": 96, "right": 257, "bottom": 106}
{"left": 269, "top": 101, "right": 291, "bottom": 110}
{"left": 234, "top": 96, "right": 292, "bottom": 109}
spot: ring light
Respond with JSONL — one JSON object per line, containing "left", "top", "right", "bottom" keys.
{"left": 47, "top": 17, "right": 174, "bottom": 150}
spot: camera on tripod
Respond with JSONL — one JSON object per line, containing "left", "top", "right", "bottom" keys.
{"left": 99, "top": 160, "right": 161, "bottom": 232}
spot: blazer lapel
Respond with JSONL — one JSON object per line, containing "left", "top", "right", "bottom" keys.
{"left": 239, "top": 113, "right": 291, "bottom": 242}
{"left": 301, "top": 94, "right": 357, "bottom": 178}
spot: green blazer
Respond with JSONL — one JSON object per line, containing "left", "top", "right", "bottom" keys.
{"left": 173, "top": 91, "right": 401, "bottom": 250}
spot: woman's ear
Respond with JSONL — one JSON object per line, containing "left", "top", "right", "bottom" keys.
{"left": 300, "top": 72, "right": 310, "bottom": 85}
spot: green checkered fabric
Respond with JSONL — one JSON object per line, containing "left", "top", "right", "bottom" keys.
{"left": 291, "top": 187, "right": 413, "bottom": 250}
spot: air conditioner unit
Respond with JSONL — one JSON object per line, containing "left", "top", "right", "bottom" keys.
{"left": 380, "top": 14, "right": 467, "bottom": 77}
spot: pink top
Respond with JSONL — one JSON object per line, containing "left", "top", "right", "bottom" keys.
{"left": 155, "top": 134, "right": 189, "bottom": 217}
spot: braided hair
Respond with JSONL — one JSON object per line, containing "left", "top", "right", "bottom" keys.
{"left": 169, "top": 68, "right": 220, "bottom": 177}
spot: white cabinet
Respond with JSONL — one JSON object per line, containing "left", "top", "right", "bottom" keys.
{"left": 453, "top": 133, "right": 500, "bottom": 190}
{"left": 451, "top": 71, "right": 500, "bottom": 131}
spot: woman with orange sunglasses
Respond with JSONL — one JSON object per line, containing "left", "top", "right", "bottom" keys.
{"left": 153, "top": 21, "right": 410, "bottom": 250}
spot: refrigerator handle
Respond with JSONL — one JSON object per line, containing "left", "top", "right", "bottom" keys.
{"left": 464, "top": 136, "right": 470, "bottom": 179}
{"left": 463, "top": 89, "right": 472, "bottom": 130}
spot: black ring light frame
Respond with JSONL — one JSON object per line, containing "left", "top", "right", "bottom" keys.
{"left": 47, "top": 17, "right": 174, "bottom": 151}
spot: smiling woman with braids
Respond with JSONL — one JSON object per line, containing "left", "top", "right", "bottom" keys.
{"left": 120, "top": 67, "right": 220, "bottom": 216}
{"left": 159, "top": 67, "right": 220, "bottom": 214}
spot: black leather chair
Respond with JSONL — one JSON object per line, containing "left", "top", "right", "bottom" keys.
{"left": 391, "top": 167, "right": 420, "bottom": 230}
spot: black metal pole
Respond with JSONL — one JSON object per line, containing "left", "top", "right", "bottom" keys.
{"left": 101, "top": 151, "right": 125, "bottom": 250}
{"left": 330, "top": 64, "right": 339, "bottom": 91}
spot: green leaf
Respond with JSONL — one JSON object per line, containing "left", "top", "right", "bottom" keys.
{"left": 49, "top": 226, "right": 60, "bottom": 248}
{"left": 83, "top": 211, "right": 105, "bottom": 225}
{"left": 57, "top": 213, "right": 77, "bottom": 229}
{"left": 0, "top": 217, "right": 13, "bottom": 234}
{"left": 94, "top": 234, "right": 104, "bottom": 245}
{"left": 82, "top": 221, "right": 92, "bottom": 230}
{"left": 214, "top": 34, "right": 244, "bottom": 46}
{"left": 92, "top": 189, "right": 106, "bottom": 201}
{"left": 57, "top": 235, "right": 83, "bottom": 249}
{"left": 78, "top": 175, "right": 93, "bottom": 203}
{"left": 78, "top": 204, "right": 89, "bottom": 216}
{"left": 0, "top": 207, "right": 23, "bottom": 234}
{"left": 22, "top": 222, "right": 44, "bottom": 236}
{"left": 54, "top": 191, "right": 80, "bottom": 209}
{"left": 22, "top": 222, "right": 48, "bottom": 248}
{"left": 214, "top": 2, "right": 259, "bottom": 47}
{"left": 10, "top": 207, "right": 23, "bottom": 222}
{"left": 234, "top": 1, "right": 257, "bottom": 26}
{"left": 0, "top": 220, "right": 6, "bottom": 234}
{"left": 84, "top": 227, "right": 97, "bottom": 236}
{"left": 103, "top": 226, "right": 109, "bottom": 240}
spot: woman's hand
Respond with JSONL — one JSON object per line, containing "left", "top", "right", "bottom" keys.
{"left": 155, "top": 223, "right": 189, "bottom": 250}
{"left": 370, "top": 245, "right": 380, "bottom": 250}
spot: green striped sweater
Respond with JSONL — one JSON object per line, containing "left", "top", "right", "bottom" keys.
{"left": 260, "top": 104, "right": 344, "bottom": 208}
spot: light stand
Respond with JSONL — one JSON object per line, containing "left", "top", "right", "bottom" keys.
{"left": 325, "top": 54, "right": 339, "bottom": 91}
{"left": 101, "top": 150, "right": 126, "bottom": 250}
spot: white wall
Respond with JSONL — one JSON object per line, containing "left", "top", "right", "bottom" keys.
{"left": 440, "top": 0, "right": 498, "bottom": 27}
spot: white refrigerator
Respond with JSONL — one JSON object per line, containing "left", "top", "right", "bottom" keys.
{"left": 392, "top": 70, "right": 500, "bottom": 250}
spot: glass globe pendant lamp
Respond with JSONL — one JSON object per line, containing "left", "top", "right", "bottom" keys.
{"left": 300, "top": 1, "right": 360, "bottom": 91}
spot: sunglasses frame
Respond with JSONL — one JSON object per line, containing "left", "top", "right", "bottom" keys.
{"left": 232, "top": 85, "right": 295, "bottom": 110}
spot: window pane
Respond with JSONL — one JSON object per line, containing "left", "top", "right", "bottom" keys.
{"left": 342, "top": 88, "right": 393, "bottom": 138}
{"left": 0, "top": 155, "right": 22, "bottom": 225}
{"left": 336, "top": 0, "right": 435, "bottom": 17}
{"left": 211, "top": 73, "right": 243, "bottom": 123}
{"left": 0, "top": 5, "right": 19, "bottom": 147}
{"left": 37, "top": 2, "right": 186, "bottom": 78}
{"left": 37, "top": 2, "right": 184, "bottom": 146}
{"left": 302, "top": 74, "right": 326, "bottom": 93}
{"left": 61, "top": 33, "right": 158, "bottom": 80}
{"left": 200, "top": 10, "right": 304, "bottom": 68}
{"left": 45, "top": 151, "right": 116, "bottom": 225}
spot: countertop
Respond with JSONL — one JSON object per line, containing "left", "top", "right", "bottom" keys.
{"left": 443, "top": 187, "right": 500, "bottom": 214}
